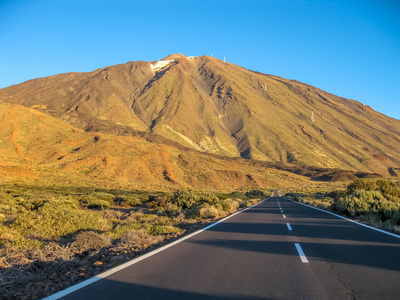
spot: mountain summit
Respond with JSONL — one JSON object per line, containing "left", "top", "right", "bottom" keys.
{"left": 1, "top": 54, "right": 399, "bottom": 176}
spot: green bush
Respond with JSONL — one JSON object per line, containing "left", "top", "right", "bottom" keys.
{"left": 348, "top": 179, "right": 400, "bottom": 198}
{"left": 171, "top": 190, "right": 219, "bottom": 209}
{"left": 285, "top": 179, "right": 400, "bottom": 233}
{"left": 79, "top": 193, "right": 115, "bottom": 207}
{"left": 347, "top": 179, "right": 378, "bottom": 193}
{"left": 163, "top": 202, "right": 181, "bottom": 214}
{"left": 11, "top": 202, "right": 111, "bottom": 238}
{"left": 199, "top": 204, "right": 219, "bottom": 219}
{"left": 118, "top": 194, "right": 142, "bottom": 207}
{"left": 80, "top": 195, "right": 111, "bottom": 208}
{"left": 332, "top": 189, "right": 400, "bottom": 222}
{"left": 377, "top": 180, "right": 400, "bottom": 198}
{"left": 220, "top": 199, "right": 239, "bottom": 212}
{"left": 87, "top": 199, "right": 111, "bottom": 209}
{"left": 91, "top": 192, "right": 115, "bottom": 205}
{"left": 245, "top": 190, "right": 265, "bottom": 199}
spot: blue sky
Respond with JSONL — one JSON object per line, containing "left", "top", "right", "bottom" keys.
{"left": 1, "top": 0, "right": 399, "bottom": 119}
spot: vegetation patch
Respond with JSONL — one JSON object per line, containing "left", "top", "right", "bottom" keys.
{"left": 0, "top": 183, "right": 265, "bottom": 300}
{"left": 285, "top": 179, "right": 400, "bottom": 233}
{"left": 72, "top": 231, "right": 112, "bottom": 252}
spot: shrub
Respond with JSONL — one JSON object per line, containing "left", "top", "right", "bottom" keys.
{"left": 199, "top": 204, "right": 219, "bottom": 219}
{"left": 239, "top": 200, "right": 248, "bottom": 208}
{"left": 171, "top": 190, "right": 219, "bottom": 209}
{"left": 325, "top": 190, "right": 347, "bottom": 198}
{"left": 106, "top": 222, "right": 140, "bottom": 240}
{"left": 347, "top": 179, "right": 378, "bottom": 192}
{"left": 245, "top": 190, "right": 265, "bottom": 199}
{"left": 92, "top": 192, "right": 115, "bottom": 204}
{"left": 11, "top": 202, "right": 111, "bottom": 238}
{"left": 152, "top": 216, "right": 174, "bottom": 226}
{"left": 119, "top": 229, "right": 163, "bottom": 247}
{"left": 332, "top": 189, "right": 400, "bottom": 221}
{"left": 220, "top": 199, "right": 239, "bottom": 212}
{"left": 163, "top": 202, "right": 180, "bottom": 214}
{"left": 184, "top": 205, "right": 201, "bottom": 219}
{"left": 118, "top": 195, "right": 142, "bottom": 207}
{"left": 347, "top": 179, "right": 400, "bottom": 198}
{"left": 86, "top": 199, "right": 111, "bottom": 209}
{"left": 72, "top": 231, "right": 111, "bottom": 252}
{"left": 125, "top": 211, "right": 145, "bottom": 222}
{"left": 102, "top": 209, "right": 123, "bottom": 220}
{"left": 171, "top": 190, "right": 196, "bottom": 209}
{"left": 80, "top": 194, "right": 114, "bottom": 208}
{"left": 147, "top": 196, "right": 169, "bottom": 209}
{"left": 377, "top": 180, "right": 400, "bottom": 198}
{"left": 392, "top": 210, "right": 400, "bottom": 225}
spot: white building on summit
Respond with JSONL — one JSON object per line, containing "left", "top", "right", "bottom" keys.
{"left": 150, "top": 60, "right": 175, "bottom": 70}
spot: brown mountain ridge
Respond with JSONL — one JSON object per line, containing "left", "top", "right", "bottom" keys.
{"left": 0, "top": 103, "right": 319, "bottom": 190}
{"left": 0, "top": 103, "right": 380, "bottom": 192}
{"left": 1, "top": 54, "right": 399, "bottom": 177}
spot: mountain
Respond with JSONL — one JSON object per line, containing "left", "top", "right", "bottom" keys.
{"left": 1, "top": 54, "right": 399, "bottom": 176}
{"left": 0, "top": 103, "right": 316, "bottom": 191}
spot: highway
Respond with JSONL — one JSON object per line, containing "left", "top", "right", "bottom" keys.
{"left": 49, "top": 194, "right": 400, "bottom": 299}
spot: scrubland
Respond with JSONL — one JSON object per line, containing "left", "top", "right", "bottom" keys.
{"left": 2, "top": 177, "right": 400, "bottom": 299}
{"left": 285, "top": 179, "right": 400, "bottom": 233}
{"left": 0, "top": 183, "right": 265, "bottom": 299}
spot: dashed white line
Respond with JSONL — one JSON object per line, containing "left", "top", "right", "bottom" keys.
{"left": 283, "top": 214, "right": 286, "bottom": 218}
{"left": 286, "top": 223, "right": 292, "bottom": 231}
{"left": 295, "top": 243, "right": 309, "bottom": 263}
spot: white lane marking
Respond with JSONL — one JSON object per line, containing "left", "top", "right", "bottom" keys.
{"left": 286, "top": 199, "right": 400, "bottom": 239}
{"left": 43, "top": 199, "right": 269, "bottom": 300}
{"left": 295, "top": 243, "right": 309, "bottom": 263}
{"left": 283, "top": 214, "right": 286, "bottom": 218}
{"left": 286, "top": 223, "right": 292, "bottom": 231}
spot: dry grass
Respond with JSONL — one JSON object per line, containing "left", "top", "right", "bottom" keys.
{"left": 0, "top": 183, "right": 264, "bottom": 269}
{"left": 0, "top": 183, "right": 266, "bottom": 299}
{"left": 72, "top": 232, "right": 112, "bottom": 252}
{"left": 199, "top": 205, "right": 220, "bottom": 219}
{"left": 119, "top": 230, "right": 163, "bottom": 247}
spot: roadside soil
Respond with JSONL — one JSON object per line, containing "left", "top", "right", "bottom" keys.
{"left": 0, "top": 219, "right": 217, "bottom": 300}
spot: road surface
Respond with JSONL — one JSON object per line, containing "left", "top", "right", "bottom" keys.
{"left": 49, "top": 194, "right": 400, "bottom": 299}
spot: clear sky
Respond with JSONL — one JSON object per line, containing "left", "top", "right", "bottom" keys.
{"left": 1, "top": 0, "right": 399, "bottom": 119}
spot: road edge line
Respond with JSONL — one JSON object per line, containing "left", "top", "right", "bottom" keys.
{"left": 42, "top": 198, "right": 269, "bottom": 300}
{"left": 286, "top": 198, "right": 400, "bottom": 239}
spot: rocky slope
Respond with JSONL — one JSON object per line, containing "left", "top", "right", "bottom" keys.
{"left": 1, "top": 54, "right": 399, "bottom": 175}
{"left": 0, "top": 103, "right": 319, "bottom": 191}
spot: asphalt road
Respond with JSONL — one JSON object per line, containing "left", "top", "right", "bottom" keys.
{"left": 51, "top": 196, "right": 400, "bottom": 300}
